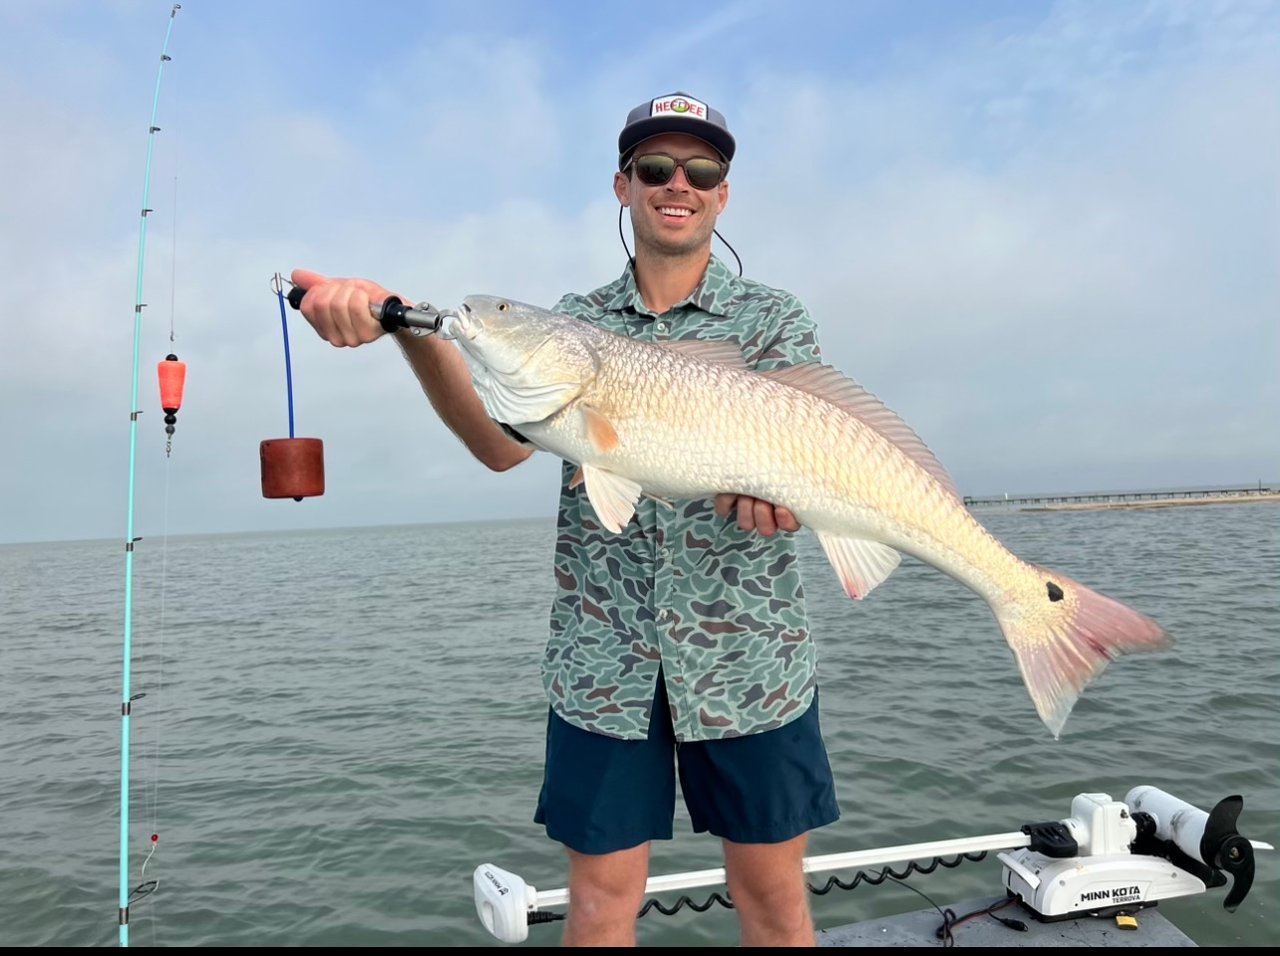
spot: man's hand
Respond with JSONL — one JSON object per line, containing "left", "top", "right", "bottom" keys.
{"left": 714, "top": 494, "right": 801, "bottom": 536}
{"left": 290, "top": 268, "right": 400, "bottom": 348}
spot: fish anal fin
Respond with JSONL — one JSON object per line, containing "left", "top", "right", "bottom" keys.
{"left": 582, "top": 464, "right": 643, "bottom": 533}
{"left": 815, "top": 532, "right": 902, "bottom": 600}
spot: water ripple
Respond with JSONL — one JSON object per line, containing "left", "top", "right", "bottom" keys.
{"left": 1, "top": 507, "right": 1276, "bottom": 946}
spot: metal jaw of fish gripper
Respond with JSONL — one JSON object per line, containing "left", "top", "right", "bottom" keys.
{"left": 282, "top": 278, "right": 459, "bottom": 338}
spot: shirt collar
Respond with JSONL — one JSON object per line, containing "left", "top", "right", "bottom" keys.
{"left": 600, "top": 255, "right": 738, "bottom": 318}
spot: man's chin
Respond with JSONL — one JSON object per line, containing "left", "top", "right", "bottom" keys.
{"left": 640, "top": 230, "right": 714, "bottom": 258}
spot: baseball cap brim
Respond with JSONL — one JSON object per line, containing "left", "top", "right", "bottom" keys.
{"left": 619, "top": 115, "right": 736, "bottom": 165}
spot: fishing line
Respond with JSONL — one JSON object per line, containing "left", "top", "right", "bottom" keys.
{"left": 168, "top": 175, "right": 178, "bottom": 343}
{"left": 143, "top": 41, "right": 184, "bottom": 892}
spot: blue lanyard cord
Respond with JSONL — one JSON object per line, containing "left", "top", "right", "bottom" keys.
{"left": 275, "top": 280, "right": 296, "bottom": 438}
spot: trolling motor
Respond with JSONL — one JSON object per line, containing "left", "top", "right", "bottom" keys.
{"left": 1001, "top": 786, "right": 1264, "bottom": 920}
{"left": 472, "top": 786, "right": 1271, "bottom": 943}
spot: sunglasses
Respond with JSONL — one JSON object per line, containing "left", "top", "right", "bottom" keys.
{"left": 627, "top": 153, "right": 728, "bottom": 191}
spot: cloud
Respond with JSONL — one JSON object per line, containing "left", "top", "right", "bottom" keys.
{"left": 1, "top": 0, "right": 1276, "bottom": 543}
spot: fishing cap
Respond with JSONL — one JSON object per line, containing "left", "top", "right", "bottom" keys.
{"left": 618, "top": 91, "right": 736, "bottom": 168}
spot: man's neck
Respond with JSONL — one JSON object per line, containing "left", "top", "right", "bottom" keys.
{"left": 632, "top": 245, "right": 712, "bottom": 316}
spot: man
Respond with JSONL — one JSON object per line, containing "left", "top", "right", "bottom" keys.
{"left": 293, "top": 91, "right": 839, "bottom": 947}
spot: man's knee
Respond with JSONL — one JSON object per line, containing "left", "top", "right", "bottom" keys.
{"left": 562, "top": 843, "right": 651, "bottom": 945}
{"left": 723, "top": 836, "right": 816, "bottom": 945}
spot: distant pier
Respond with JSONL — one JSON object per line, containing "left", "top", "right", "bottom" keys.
{"left": 964, "top": 484, "right": 1279, "bottom": 512}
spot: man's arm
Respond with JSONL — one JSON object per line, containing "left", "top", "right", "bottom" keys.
{"left": 394, "top": 328, "right": 533, "bottom": 471}
{"left": 290, "top": 268, "right": 532, "bottom": 472}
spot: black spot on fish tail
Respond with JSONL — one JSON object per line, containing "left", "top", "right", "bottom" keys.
{"left": 1046, "top": 581, "right": 1064, "bottom": 602}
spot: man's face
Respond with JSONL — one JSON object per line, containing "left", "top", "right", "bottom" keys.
{"left": 614, "top": 133, "right": 729, "bottom": 259}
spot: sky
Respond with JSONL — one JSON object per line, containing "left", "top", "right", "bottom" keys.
{"left": 0, "top": 0, "right": 1277, "bottom": 544}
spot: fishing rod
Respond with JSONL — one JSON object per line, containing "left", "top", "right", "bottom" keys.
{"left": 119, "top": 4, "right": 181, "bottom": 947}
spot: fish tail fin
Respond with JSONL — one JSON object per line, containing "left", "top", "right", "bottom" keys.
{"left": 993, "top": 566, "right": 1170, "bottom": 738}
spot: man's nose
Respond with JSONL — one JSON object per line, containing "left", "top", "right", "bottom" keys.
{"left": 665, "top": 166, "right": 693, "bottom": 191}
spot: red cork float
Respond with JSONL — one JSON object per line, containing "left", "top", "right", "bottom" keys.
{"left": 260, "top": 437, "right": 325, "bottom": 500}
{"left": 157, "top": 353, "right": 186, "bottom": 438}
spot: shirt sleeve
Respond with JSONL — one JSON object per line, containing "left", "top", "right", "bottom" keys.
{"left": 753, "top": 292, "right": 823, "bottom": 371}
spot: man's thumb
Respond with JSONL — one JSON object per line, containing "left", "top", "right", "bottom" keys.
{"left": 290, "top": 268, "right": 328, "bottom": 290}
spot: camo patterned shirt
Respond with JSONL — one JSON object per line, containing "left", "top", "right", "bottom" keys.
{"left": 544, "top": 256, "right": 823, "bottom": 742}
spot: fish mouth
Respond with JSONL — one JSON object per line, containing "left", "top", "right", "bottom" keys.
{"left": 439, "top": 300, "right": 473, "bottom": 341}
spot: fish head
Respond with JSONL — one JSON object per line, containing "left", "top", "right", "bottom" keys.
{"left": 450, "top": 295, "right": 597, "bottom": 426}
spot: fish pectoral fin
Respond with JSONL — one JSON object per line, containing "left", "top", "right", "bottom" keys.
{"left": 815, "top": 532, "right": 902, "bottom": 600}
{"left": 582, "top": 465, "right": 643, "bottom": 533}
{"left": 580, "top": 404, "right": 620, "bottom": 454}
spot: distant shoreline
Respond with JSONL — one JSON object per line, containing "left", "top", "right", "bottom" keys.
{"left": 1015, "top": 493, "right": 1280, "bottom": 512}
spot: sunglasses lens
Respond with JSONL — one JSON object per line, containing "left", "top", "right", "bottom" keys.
{"left": 630, "top": 154, "right": 725, "bottom": 190}
{"left": 633, "top": 155, "right": 676, "bottom": 186}
{"left": 683, "top": 158, "right": 724, "bottom": 190}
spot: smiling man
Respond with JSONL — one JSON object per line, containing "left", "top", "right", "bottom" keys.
{"left": 292, "top": 91, "right": 838, "bottom": 947}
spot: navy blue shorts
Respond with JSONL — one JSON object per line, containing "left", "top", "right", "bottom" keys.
{"left": 533, "top": 676, "right": 839, "bottom": 855}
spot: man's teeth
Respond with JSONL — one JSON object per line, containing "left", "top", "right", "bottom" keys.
{"left": 659, "top": 207, "right": 692, "bottom": 217}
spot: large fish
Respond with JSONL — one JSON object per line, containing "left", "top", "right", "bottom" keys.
{"left": 446, "top": 295, "right": 1169, "bottom": 737}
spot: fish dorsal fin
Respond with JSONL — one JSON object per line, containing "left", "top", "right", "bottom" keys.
{"left": 815, "top": 532, "right": 902, "bottom": 600}
{"left": 662, "top": 339, "right": 750, "bottom": 368}
{"left": 581, "top": 464, "right": 643, "bottom": 533}
{"left": 764, "top": 363, "right": 959, "bottom": 499}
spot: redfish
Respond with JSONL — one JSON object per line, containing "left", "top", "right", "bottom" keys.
{"left": 447, "top": 295, "right": 1170, "bottom": 737}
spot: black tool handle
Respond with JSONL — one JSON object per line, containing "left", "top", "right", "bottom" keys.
{"left": 286, "top": 285, "right": 408, "bottom": 334}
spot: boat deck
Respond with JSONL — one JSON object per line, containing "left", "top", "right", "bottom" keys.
{"left": 817, "top": 897, "right": 1196, "bottom": 947}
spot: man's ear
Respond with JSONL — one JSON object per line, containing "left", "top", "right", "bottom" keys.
{"left": 614, "top": 171, "right": 631, "bottom": 206}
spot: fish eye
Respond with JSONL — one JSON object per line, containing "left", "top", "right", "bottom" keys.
{"left": 498, "top": 302, "right": 510, "bottom": 312}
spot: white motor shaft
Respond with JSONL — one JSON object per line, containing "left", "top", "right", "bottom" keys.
{"left": 1125, "top": 786, "right": 1215, "bottom": 865}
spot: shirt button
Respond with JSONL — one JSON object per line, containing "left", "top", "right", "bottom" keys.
{"left": 657, "top": 608, "right": 671, "bottom": 622}
{"left": 661, "top": 547, "right": 671, "bottom": 560}
{"left": 656, "top": 322, "right": 668, "bottom": 333}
